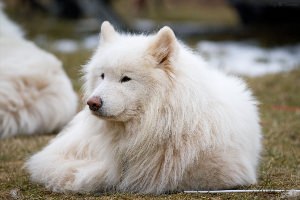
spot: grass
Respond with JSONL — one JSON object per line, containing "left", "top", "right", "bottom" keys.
{"left": 1, "top": 55, "right": 299, "bottom": 199}
{"left": 54, "top": 51, "right": 91, "bottom": 92}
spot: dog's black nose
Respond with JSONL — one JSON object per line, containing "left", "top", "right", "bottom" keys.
{"left": 87, "top": 96, "right": 102, "bottom": 111}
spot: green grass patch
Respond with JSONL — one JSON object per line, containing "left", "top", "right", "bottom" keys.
{"left": 113, "top": 0, "right": 238, "bottom": 25}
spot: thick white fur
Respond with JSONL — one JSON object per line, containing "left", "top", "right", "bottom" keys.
{"left": 0, "top": 9, "right": 78, "bottom": 138}
{"left": 26, "top": 21, "right": 262, "bottom": 194}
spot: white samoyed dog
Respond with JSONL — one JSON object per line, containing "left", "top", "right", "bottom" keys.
{"left": 26, "top": 21, "right": 262, "bottom": 194}
{"left": 0, "top": 9, "right": 78, "bottom": 138}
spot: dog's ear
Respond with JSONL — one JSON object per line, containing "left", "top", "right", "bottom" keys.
{"left": 100, "top": 21, "right": 117, "bottom": 43}
{"left": 148, "top": 26, "right": 177, "bottom": 66}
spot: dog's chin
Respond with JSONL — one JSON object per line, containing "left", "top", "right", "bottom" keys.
{"left": 90, "top": 110, "right": 133, "bottom": 122}
{"left": 90, "top": 110, "right": 121, "bottom": 121}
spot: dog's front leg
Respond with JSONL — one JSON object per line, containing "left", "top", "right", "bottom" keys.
{"left": 25, "top": 109, "right": 121, "bottom": 193}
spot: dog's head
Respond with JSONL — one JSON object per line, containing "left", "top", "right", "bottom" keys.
{"left": 83, "top": 21, "right": 179, "bottom": 122}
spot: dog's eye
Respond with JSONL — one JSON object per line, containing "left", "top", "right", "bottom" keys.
{"left": 100, "top": 73, "right": 104, "bottom": 79}
{"left": 120, "top": 76, "right": 131, "bottom": 83}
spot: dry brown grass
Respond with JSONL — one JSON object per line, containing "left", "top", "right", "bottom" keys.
{"left": 1, "top": 68, "right": 299, "bottom": 199}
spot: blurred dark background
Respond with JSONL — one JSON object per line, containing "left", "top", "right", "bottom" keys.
{"left": 3, "top": 0, "right": 300, "bottom": 45}
{"left": 2, "top": 0, "right": 300, "bottom": 82}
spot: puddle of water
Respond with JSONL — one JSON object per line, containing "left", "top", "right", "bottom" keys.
{"left": 52, "top": 39, "right": 79, "bottom": 53}
{"left": 197, "top": 41, "right": 300, "bottom": 76}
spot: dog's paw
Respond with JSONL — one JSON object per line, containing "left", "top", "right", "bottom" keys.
{"left": 47, "top": 168, "right": 78, "bottom": 193}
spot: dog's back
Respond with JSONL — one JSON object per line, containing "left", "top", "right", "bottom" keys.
{"left": 0, "top": 8, "right": 77, "bottom": 138}
{"left": 0, "top": 4, "right": 24, "bottom": 39}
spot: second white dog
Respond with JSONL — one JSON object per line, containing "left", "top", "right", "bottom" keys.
{"left": 0, "top": 9, "right": 78, "bottom": 138}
